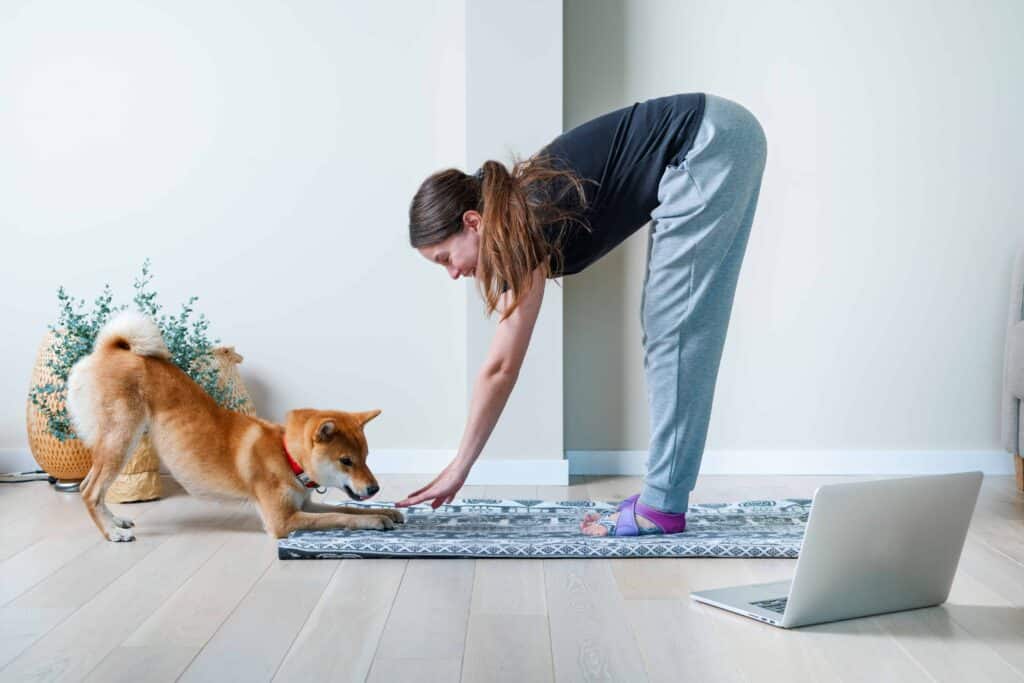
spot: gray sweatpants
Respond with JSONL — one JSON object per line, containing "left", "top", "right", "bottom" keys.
{"left": 638, "top": 93, "right": 768, "bottom": 514}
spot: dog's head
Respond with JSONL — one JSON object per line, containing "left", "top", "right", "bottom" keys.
{"left": 284, "top": 408, "right": 382, "bottom": 500}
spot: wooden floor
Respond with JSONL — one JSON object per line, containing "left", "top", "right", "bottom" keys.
{"left": 0, "top": 473, "right": 1022, "bottom": 682}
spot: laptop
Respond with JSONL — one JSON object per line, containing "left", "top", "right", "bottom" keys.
{"left": 690, "top": 471, "right": 983, "bottom": 629}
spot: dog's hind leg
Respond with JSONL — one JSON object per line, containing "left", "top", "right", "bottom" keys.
{"left": 81, "top": 421, "right": 145, "bottom": 542}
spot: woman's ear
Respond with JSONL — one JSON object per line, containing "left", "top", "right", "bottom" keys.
{"left": 462, "top": 210, "right": 481, "bottom": 233}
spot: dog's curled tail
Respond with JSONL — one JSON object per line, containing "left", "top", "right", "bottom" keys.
{"left": 94, "top": 310, "right": 171, "bottom": 359}
{"left": 67, "top": 311, "right": 167, "bottom": 447}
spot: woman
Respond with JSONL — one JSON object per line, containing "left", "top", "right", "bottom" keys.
{"left": 395, "top": 93, "right": 767, "bottom": 537}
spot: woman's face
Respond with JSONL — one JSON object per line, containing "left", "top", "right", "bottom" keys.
{"left": 417, "top": 210, "right": 481, "bottom": 280}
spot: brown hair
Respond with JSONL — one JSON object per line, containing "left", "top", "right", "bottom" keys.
{"left": 409, "top": 155, "right": 589, "bottom": 320}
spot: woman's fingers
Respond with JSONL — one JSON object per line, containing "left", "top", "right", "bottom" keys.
{"left": 395, "top": 490, "right": 431, "bottom": 508}
{"left": 395, "top": 465, "right": 466, "bottom": 509}
{"left": 396, "top": 475, "right": 446, "bottom": 507}
{"left": 409, "top": 477, "right": 440, "bottom": 497}
{"left": 398, "top": 483, "right": 450, "bottom": 509}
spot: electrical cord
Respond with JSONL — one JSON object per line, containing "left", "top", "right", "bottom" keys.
{"left": 0, "top": 470, "right": 51, "bottom": 484}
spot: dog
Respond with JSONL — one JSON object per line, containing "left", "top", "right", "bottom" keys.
{"left": 66, "top": 311, "right": 403, "bottom": 542}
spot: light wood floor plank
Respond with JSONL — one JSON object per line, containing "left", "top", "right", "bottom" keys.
{"left": 121, "top": 517, "right": 274, "bottom": 648}
{"left": 958, "top": 536, "right": 1024, "bottom": 607}
{"left": 366, "top": 657, "right": 462, "bottom": 682}
{"left": 626, "top": 598, "right": 750, "bottom": 683}
{"left": 544, "top": 558, "right": 648, "bottom": 681}
{"left": 537, "top": 474, "right": 593, "bottom": 502}
{"left": 471, "top": 559, "right": 547, "bottom": 615}
{"left": 461, "top": 614, "right": 553, "bottom": 682}
{"left": 461, "top": 560, "right": 553, "bottom": 682}
{"left": 483, "top": 485, "right": 539, "bottom": 500}
{"left": 0, "top": 494, "right": 220, "bottom": 670}
{"left": 944, "top": 566, "right": 1024, "bottom": 676}
{"left": 272, "top": 559, "right": 407, "bottom": 683}
{"left": 0, "top": 607, "right": 74, "bottom": 674}
{"left": 177, "top": 560, "right": 339, "bottom": 682}
{"left": 82, "top": 645, "right": 198, "bottom": 683}
{"left": 873, "top": 605, "right": 1022, "bottom": 682}
{"left": 0, "top": 493, "right": 181, "bottom": 607}
{"left": 372, "top": 559, "right": 475, "bottom": 664}
{"left": 0, "top": 487, "right": 91, "bottom": 561}
{"left": 0, "top": 500, "right": 248, "bottom": 681}
{"left": 0, "top": 482, "right": 56, "bottom": 518}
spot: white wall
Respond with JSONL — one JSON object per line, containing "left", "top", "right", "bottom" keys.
{"left": 5, "top": 0, "right": 1020, "bottom": 480}
{"left": 1, "top": 1, "right": 468, "bottom": 452}
{"left": 466, "top": 0, "right": 564, "bottom": 465}
{"left": 564, "top": 0, "right": 1023, "bottom": 469}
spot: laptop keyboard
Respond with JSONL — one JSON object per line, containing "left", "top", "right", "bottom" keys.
{"left": 750, "top": 597, "right": 788, "bottom": 614}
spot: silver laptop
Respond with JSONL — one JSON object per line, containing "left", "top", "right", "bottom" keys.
{"left": 690, "top": 471, "right": 983, "bottom": 629}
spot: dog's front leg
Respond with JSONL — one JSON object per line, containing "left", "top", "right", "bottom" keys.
{"left": 255, "top": 486, "right": 398, "bottom": 539}
{"left": 275, "top": 510, "right": 395, "bottom": 538}
{"left": 302, "top": 499, "right": 404, "bottom": 524}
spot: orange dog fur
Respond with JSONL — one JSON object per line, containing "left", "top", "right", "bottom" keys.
{"left": 66, "top": 311, "right": 403, "bottom": 542}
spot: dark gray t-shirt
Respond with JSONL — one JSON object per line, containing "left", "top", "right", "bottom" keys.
{"left": 538, "top": 92, "right": 706, "bottom": 277}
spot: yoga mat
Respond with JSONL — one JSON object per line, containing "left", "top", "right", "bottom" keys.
{"left": 278, "top": 497, "right": 810, "bottom": 559}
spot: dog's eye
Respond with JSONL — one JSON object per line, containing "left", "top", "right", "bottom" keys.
{"left": 340, "top": 457, "right": 353, "bottom": 467}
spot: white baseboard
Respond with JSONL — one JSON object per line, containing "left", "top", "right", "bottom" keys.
{"left": 567, "top": 449, "right": 1017, "bottom": 476}
{"left": 0, "top": 449, "right": 40, "bottom": 474}
{"left": 3, "top": 447, "right": 1014, "bottom": 486}
{"left": 0, "top": 448, "right": 569, "bottom": 486}
{"left": 367, "top": 450, "right": 569, "bottom": 485}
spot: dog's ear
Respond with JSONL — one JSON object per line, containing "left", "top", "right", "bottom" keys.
{"left": 314, "top": 419, "right": 337, "bottom": 443}
{"left": 354, "top": 409, "right": 382, "bottom": 427}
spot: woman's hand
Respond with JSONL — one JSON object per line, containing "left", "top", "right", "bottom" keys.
{"left": 395, "top": 458, "right": 472, "bottom": 509}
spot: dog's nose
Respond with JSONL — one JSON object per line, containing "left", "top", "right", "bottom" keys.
{"left": 366, "top": 484, "right": 380, "bottom": 497}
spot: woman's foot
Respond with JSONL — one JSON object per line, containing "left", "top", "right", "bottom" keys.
{"left": 579, "top": 509, "right": 659, "bottom": 536}
{"left": 579, "top": 494, "right": 687, "bottom": 536}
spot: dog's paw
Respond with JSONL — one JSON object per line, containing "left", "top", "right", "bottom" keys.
{"left": 113, "top": 516, "right": 135, "bottom": 529}
{"left": 382, "top": 509, "right": 405, "bottom": 524}
{"left": 107, "top": 526, "right": 136, "bottom": 542}
{"left": 359, "top": 514, "right": 395, "bottom": 531}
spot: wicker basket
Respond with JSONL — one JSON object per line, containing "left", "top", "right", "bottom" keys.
{"left": 27, "top": 332, "right": 256, "bottom": 501}
{"left": 208, "top": 346, "right": 256, "bottom": 417}
{"left": 104, "top": 435, "right": 162, "bottom": 503}
{"left": 26, "top": 331, "right": 93, "bottom": 480}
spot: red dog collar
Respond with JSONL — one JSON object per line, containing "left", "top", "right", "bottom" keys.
{"left": 282, "top": 434, "right": 320, "bottom": 489}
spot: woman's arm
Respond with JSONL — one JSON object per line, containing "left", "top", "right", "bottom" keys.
{"left": 395, "top": 266, "right": 547, "bottom": 508}
{"left": 456, "top": 266, "right": 547, "bottom": 468}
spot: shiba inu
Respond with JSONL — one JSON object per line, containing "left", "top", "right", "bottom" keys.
{"left": 66, "top": 311, "right": 402, "bottom": 541}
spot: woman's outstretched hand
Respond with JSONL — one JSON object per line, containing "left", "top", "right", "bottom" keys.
{"left": 395, "top": 458, "right": 472, "bottom": 509}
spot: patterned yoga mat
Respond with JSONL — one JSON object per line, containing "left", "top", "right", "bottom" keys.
{"left": 278, "top": 497, "right": 811, "bottom": 560}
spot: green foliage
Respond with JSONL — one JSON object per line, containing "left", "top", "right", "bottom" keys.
{"left": 29, "top": 259, "right": 245, "bottom": 441}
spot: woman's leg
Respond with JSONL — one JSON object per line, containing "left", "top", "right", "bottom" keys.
{"left": 637, "top": 93, "right": 768, "bottom": 515}
{"left": 582, "top": 93, "right": 768, "bottom": 535}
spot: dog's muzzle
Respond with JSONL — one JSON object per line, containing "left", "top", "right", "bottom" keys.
{"left": 344, "top": 485, "right": 367, "bottom": 501}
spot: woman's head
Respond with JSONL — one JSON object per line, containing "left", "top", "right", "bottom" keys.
{"left": 410, "top": 168, "right": 482, "bottom": 281}
{"left": 409, "top": 157, "right": 587, "bottom": 320}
